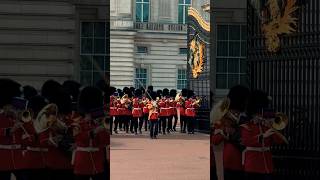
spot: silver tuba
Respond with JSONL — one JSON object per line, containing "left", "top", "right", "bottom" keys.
{"left": 33, "top": 103, "right": 60, "bottom": 133}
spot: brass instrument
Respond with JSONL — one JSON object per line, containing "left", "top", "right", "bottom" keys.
{"left": 272, "top": 112, "right": 288, "bottom": 131}
{"left": 34, "top": 103, "right": 59, "bottom": 133}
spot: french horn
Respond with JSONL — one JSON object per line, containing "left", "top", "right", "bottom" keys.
{"left": 33, "top": 103, "right": 59, "bottom": 133}
{"left": 272, "top": 112, "right": 288, "bottom": 131}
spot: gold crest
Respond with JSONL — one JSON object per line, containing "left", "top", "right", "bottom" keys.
{"left": 189, "top": 36, "right": 205, "bottom": 78}
{"left": 261, "top": 0, "right": 298, "bottom": 52}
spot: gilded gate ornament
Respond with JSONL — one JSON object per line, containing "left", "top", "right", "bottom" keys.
{"left": 250, "top": 0, "right": 298, "bottom": 52}
{"left": 189, "top": 35, "right": 206, "bottom": 79}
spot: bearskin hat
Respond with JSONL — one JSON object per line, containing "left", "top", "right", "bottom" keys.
{"left": 51, "top": 88, "right": 72, "bottom": 115}
{"left": 78, "top": 86, "right": 103, "bottom": 114}
{"left": 170, "top": 89, "right": 177, "bottom": 98}
{"left": 109, "top": 86, "right": 117, "bottom": 96}
{"left": 156, "top": 90, "right": 163, "bottom": 98}
{"left": 147, "top": 85, "right": 153, "bottom": 92}
{"left": 227, "top": 85, "right": 250, "bottom": 112}
{"left": 134, "top": 89, "right": 142, "bottom": 97}
{"left": 130, "top": 87, "right": 135, "bottom": 93}
{"left": 41, "top": 80, "right": 62, "bottom": 102}
{"left": 95, "top": 79, "right": 107, "bottom": 95}
{"left": 187, "top": 90, "right": 194, "bottom": 98}
{"left": 23, "top": 85, "right": 38, "bottom": 101}
{"left": 0, "top": 79, "right": 21, "bottom": 108}
{"left": 181, "top": 88, "right": 188, "bottom": 97}
{"left": 28, "top": 95, "right": 48, "bottom": 117}
{"left": 162, "top": 88, "right": 169, "bottom": 97}
{"left": 247, "top": 90, "right": 269, "bottom": 116}
{"left": 62, "top": 80, "right": 81, "bottom": 102}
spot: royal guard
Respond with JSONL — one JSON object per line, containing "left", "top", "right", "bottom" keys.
{"left": 185, "top": 92, "right": 200, "bottom": 134}
{"left": 148, "top": 100, "right": 159, "bottom": 139}
{"left": 241, "top": 90, "right": 288, "bottom": 180}
{"left": 169, "top": 89, "right": 178, "bottom": 131}
{"left": 158, "top": 91, "right": 170, "bottom": 134}
{"left": 142, "top": 96, "right": 150, "bottom": 131}
{"left": 109, "top": 87, "right": 118, "bottom": 135}
{"left": 211, "top": 85, "right": 250, "bottom": 180}
{"left": 0, "top": 79, "right": 26, "bottom": 180}
{"left": 72, "top": 86, "right": 108, "bottom": 180}
{"left": 120, "top": 94, "right": 131, "bottom": 133}
{"left": 176, "top": 89, "right": 187, "bottom": 133}
{"left": 131, "top": 89, "right": 143, "bottom": 135}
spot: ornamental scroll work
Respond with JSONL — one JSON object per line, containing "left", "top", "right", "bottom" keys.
{"left": 188, "top": 6, "right": 210, "bottom": 79}
{"left": 250, "top": 0, "right": 299, "bottom": 52}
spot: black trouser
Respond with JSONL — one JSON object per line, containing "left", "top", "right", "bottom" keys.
{"left": 0, "top": 170, "right": 28, "bottom": 180}
{"left": 123, "top": 115, "right": 130, "bottom": 133}
{"left": 130, "top": 117, "right": 139, "bottom": 133}
{"left": 150, "top": 121, "right": 158, "bottom": 138}
{"left": 138, "top": 117, "right": 144, "bottom": 132}
{"left": 113, "top": 116, "right": 120, "bottom": 132}
{"left": 244, "top": 172, "right": 272, "bottom": 180}
{"left": 24, "top": 169, "right": 49, "bottom": 180}
{"left": 48, "top": 169, "right": 74, "bottom": 180}
{"left": 143, "top": 114, "right": 149, "bottom": 131}
{"left": 159, "top": 116, "right": 168, "bottom": 134}
{"left": 75, "top": 173, "right": 104, "bottom": 180}
{"left": 180, "top": 115, "right": 187, "bottom": 132}
{"left": 187, "top": 116, "right": 195, "bottom": 133}
{"left": 172, "top": 114, "right": 178, "bottom": 130}
{"left": 224, "top": 170, "right": 245, "bottom": 180}
{"left": 167, "top": 116, "right": 173, "bottom": 131}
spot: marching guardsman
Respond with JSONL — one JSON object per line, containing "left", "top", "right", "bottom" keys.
{"left": 241, "top": 90, "right": 288, "bottom": 180}
{"left": 158, "top": 90, "right": 170, "bottom": 135}
{"left": 131, "top": 89, "right": 143, "bottom": 135}
{"left": 72, "top": 86, "right": 108, "bottom": 180}
{"left": 176, "top": 89, "right": 187, "bottom": 133}
{"left": 0, "top": 79, "right": 27, "bottom": 180}
{"left": 185, "top": 92, "right": 200, "bottom": 134}
{"left": 142, "top": 96, "right": 150, "bottom": 131}
{"left": 120, "top": 94, "right": 131, "bottom": 133}
{"left": 148, "top": 99, "right": 159, "bottom": 139}
{"left": 109, "top": 88, "right": 118, "bottom": 134}
{"left": 114, "top": 94, "right": 122, "bottom": 134}
{"left": 169, "top": 89, "right": 178, "bottom": 131}
{"left": 211, "top": 85, "right": 250, "bottom": 180}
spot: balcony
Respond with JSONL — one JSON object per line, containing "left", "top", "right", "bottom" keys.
{"left": 134, "top": 22, "right": 187, "bottom": 32}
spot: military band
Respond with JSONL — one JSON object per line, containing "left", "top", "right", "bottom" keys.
{"left": 109, "top": 86, "right": 202, "bottom": 138}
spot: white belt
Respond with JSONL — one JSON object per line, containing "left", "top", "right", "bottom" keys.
{"left": 242, "top": 146, "right": 270, "bottom": 165}
{"left": 110, "top": 107, "right": 117, "bottom": 109}
{"left": 160, "top": 108, "right": 170, "bottom": 110}
{"left": 186, "top": 108, "right": 195, "bottom": 110}
{"left": 76, "top": 147, "right": 99, "bottom": 152}
{"left": 26, "top": 146, "right": 48, "bottom": 152}
{"left": 0, "top": 144, "right": 21, "bottom": 150}
{"left": 133, "top": 108, "right": 142, "bottom": 110}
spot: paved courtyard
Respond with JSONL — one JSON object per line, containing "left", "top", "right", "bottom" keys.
{"left": 110, "top": 130, "right": 210, "bottom": 180}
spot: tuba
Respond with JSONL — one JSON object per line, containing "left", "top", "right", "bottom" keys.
{"left": 272, "top": 112, "right": 288, "bottom": 131}
{"left": 33, "top": 103, "right": 59, "bottom": 133}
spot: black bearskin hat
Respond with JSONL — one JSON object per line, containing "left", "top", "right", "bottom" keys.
{"left": 41, "top": 80, "right": 62, "bottom": 102}
{"left": 156, "top": 90, "right": 162, "bottom": 98}
{"left": 134, "top": 89, "right": 142, "bottom": 97}
{"left": 28, "top": 95, "right": 48, "bottom": 117}
{"left": 247, "top": 90, "right": 269, "bottom": 116}
{"left": 0, "top": 79, "right": 21, "bottom": 108}
{"left": 187, "top": 90, "right": 195, "bottom": 98}
{"left": 109, "top": 86, "right": 117, "bottom": 96}
{"left": 181, "top": 88, "right": 188, "bottom": 97}
{"left": 78, "top": 86, "right": 103, "bottom": 114}
{"left": 140, "top": 87, "right": 145, "bottom": 94}
{"left": 62, "top": 80, "right": 81, "bottom": 102}
{"left": 52, "top": 88, "right": 72, "bottom": 115}
{"left": 227, "top": 85, "right": 250, "bottom": 112}
{"left": 147, "top": 85, "right": 153, "bottom": 92}
{"left": 95, "top": 79, "right": 107, "bottom": 95}
{"left": 23, "top": 85, "right": 38, "bottom": 101}
{"left": 162, "top": 88, "right": 169, "bottom": 97}
{"left": 130, "top": 87, "right": 135, "bottom": 93}
{"left": 170, "top": 89, "right": 177, "bottom": 98}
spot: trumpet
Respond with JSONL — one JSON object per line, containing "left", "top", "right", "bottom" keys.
{"left": 272, "top": 112, "right": 288, "bottom": 131}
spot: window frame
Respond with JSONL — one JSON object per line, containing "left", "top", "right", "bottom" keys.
{"left": 135, "top": 0, "right": 150, "bottom": 22}
{"left": 135, "top": 67, "right": 148, "bottom": 89}
{"left": 178, "top": 0, "right": 192, "bottom": 24}
{"left": 216, "top": 24, "right": 247, "bottom": 90}
{"left": 177, "top": 68, "right": 187, "bottom": 90}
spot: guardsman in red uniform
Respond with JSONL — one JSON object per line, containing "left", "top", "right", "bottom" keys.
{"left": 158, "top": 94, "right": 170, "bottom": 135}
{"left": 211, "top": 85, "right": 250, "bottom": 180}
{"left": 131, "top": 89, "right": 143, "bottom": 135}
{"left": 142, "top": 96, "right": 150, "bottom": 131}
{"left": 113, "top": 95, "right": 122, "bottom": 134}
{"left": 169, "top": 89, "right": 178, "bottom": 132}
{"left": 72, "top": 86, "right": 108, "bottom": 180}
{"left": 120, "top": 94, "right": 131, "bottom": 134}
{"left": 241, "top": 90, "right": 288, "bottom": 180}
{"left": 109, "top": 90, "right": 118, "bottom": 135}
{"left": 185, "top": 94, "right": 200, "bottom": 134}
{"left": 179, "top": 89, "right": 188, "bottom": 133}
{"left": 148, "top": 100, "right": 159, "bottom": 139}
{"left": 0, "top": 79, "right": 26, "bottom": 180}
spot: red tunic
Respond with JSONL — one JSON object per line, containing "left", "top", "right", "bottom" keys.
{"left": 211, "top": 116, "right": 243, "bottom": 171}
{"left": 241, "top": 122, "right": 286, "bottom": 174}
{"left": 109, "top": 96, "right": 118, "bottom": 117}
{"left": 185, "top": 99, "right": 197, "bottom": 117}
{"left": 176, "top": 97, "right": 185, "bottom": 116}
{"left": 159, "top": 98, "right": 170, "bottom": 117}
{"left": 0, "top": 112, "right": 25, "bottom": 171}
{"left": 132, "top": 98, "right": 143, "bottom": 118}
{"left": 73, "top": 117, "right": 108, "bottom": 175}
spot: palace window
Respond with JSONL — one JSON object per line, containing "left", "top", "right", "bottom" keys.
{"left": 136, "top": 0, "right": 150, "bottom": 22}
{"left": 135, "top": 68, "right": 148, "bottom": 89}
{"left": 178, "top": 0, "right": 192, "bottom": 24}
{"left": 216, "top": 24, "right": 247, "bottom": 89}
{"left": 179, "top": 48, "right": 188, "bottom": 55}
{"left": 80, "top": 22, "right": 108, "bottom": 86}
{"left": 177, "top": 69, "right": 187, "bottom": 90}
{"left": 136, "top": 46, "right": 148, "bottom": 54}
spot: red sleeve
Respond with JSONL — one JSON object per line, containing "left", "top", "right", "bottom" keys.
{"left": 97, "top": 130, "right": 108, "bottom": 148}
{"left": 240, "top": 125, "right": 260, "bottom": 147}
{"left": 211, "top": 133, "right": 224, "bottom": 145}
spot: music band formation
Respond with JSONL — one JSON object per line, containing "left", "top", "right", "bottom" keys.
{"left": 211, "top": 85, "right": 288, "bottom": 180}
{"left": 109, "top": 86, "right": 201, "bottom": 139}
{"left": 0, "top": 79, "right": 109, "bottom": 180}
